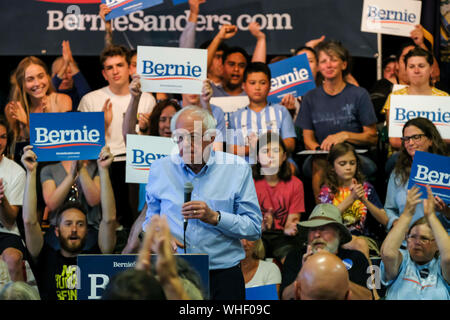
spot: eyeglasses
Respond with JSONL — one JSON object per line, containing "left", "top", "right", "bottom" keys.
{"left": 171, "top": 133, "right": 204, "bottom": 144}
{"left": 406, "top": 234, "right": 435, "bottom": 245}
{"left": 401, "top": 134, "right": 426, "bottom": 143}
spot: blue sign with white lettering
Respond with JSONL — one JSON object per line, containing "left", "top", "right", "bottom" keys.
{"left": 267, "top": 53, "right": 316, "bottom": 104}
{"left": 102, "top": 0, "right": 164, "bottom": 21}
{"left": 408, "top": 151, "right": 450, "bottom": 204}
{"left": 245, "top": 284, "right": 278, "bottom": 300}
{"left": 30, "top": 112, "right": 105, "bottom": 162}
{"left": 77, "top": 254, "right": 209, "bottom": 300}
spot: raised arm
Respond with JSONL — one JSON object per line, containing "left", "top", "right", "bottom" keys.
{"left": 207, "top": 25, "right": 237, "bottom": 71}
{"left": 423, "top": 185, "right": 450, "bottom": 283}
{"left": 179, "top": 0, "right": 206, "bottom": 48}
{"left": 97, "top": 146, "right": 117, "bottom": 254}
{"left": 122, "top": 75, "right": 143, "bottom": 143}
{"left": 410, "top": 25, "right": 440, "bottom": 83}
{"left": 380, "top": 186, "right": 421, "bottom": 281}
{"left": 77, "top": 161, "right": 101, "bottom": 207}
{"left": 248, "top": 22, "right": 266, "bottom": 63}
{"left": 20, "top": 146, "right": 44, "bottom": 260}
{"left": 99, "top": 4, "right": 113, "bottom": 48}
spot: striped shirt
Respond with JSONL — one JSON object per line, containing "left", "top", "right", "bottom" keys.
{"left": 228, "top": 103, "right": 296, "bottom": 145}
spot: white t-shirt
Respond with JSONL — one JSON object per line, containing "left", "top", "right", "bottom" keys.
{"left": 0, "top": 156, "right": 26, "bottom": 236}
{"left": 78, "top": 86, "right": 156, "bottom": 157}
{"left": 245, "top": 260, "right": 282, "bottom": 288}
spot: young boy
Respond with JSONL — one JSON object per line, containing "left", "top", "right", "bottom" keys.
{"left": 228, "top": 62, "right": 297, "bottom": 163}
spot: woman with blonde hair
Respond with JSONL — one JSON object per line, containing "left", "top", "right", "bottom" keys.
{"left": 240, "top": 238, "right": 282, "bottom": 295}
{"left": 5, "top": 56, "right": 72, "bottom": 150}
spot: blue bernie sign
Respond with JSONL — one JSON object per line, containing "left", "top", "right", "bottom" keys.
{"left": 77, "top": 254, "right": 209, "bottom": 300}
{"left": 408, "top": 151, "right": 450, "bottom": 204}
{"left": 267, "top": 53, "right": 316, "bottom": 104}
{"left": 30, "top": 112, "right": 105, "bottom": 162}
{"left": 102, "top": 0, "right": 164, "bottom": 21}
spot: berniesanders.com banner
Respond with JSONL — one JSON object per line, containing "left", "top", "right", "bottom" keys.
{"left": 0, "top": 0, "right": 377, "bottom": 57}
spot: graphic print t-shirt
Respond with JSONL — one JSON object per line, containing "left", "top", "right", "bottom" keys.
{"left": 34, "top": 244, "right": 98, "bottom": 300}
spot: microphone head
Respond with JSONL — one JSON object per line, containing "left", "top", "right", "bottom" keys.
{"left": 184, "top": 182, "right": 194, "bottom": 193}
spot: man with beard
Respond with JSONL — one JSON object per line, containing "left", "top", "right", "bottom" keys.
{"left": 20, "top": 145, "right": 117, "bottom": 300}
{"left": 280, "top": 203, "right": 373, "bottom": 300}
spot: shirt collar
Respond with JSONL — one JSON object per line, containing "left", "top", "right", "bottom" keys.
{"left": 178, "top": 149, "right": 217, "bottom": 176}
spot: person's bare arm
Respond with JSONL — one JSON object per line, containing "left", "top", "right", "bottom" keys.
{"left": 381, "top": 187, "right": 421, "bottom": 281}
{"left": 78, "top": 163, "right": 101, "bottom": 207}
{"left": 320, "top": 124, "right": 378, "bottom": 151}
{"left": 207, "top": 25, "right": 237, "bottom": 71}
{"left": 20, "top": 146, "right": 44, "bottom": 260}
{"left": 283, "top": 137, "right": 296, "bottom": 154}
{"left": 97, "top": 147, "right": 117, "bottom": 254}
{"left": 249, "top": 22, "right": 266, "bottom": 63}
{"left": 122, "top": 205, "right": 147, "bottom": 254}
{"left": 122, "top": 75, "right": 142, "bottom": 143}
{"left": 99, "top": 4, "right": 113, "bottom": 47}
{"left": 348, "top": 281, "right": 372, "bottom": 300}
{"left": 410, "top": 25, "right": 440, "bottom": 82}
{"left": 423, "top": 185, "right": 450, "bottom": 283}
{"left": 302, "top": 129, "right": 320, "bottom": 150}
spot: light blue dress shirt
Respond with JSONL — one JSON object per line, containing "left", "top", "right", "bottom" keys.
{"left": 143, "top": 150, "right": 262, "bottom": 270}
{"left": 380, "top": 249, "right": 450, "bottom": 300}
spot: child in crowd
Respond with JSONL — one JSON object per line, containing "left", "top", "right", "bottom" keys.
{"left": 228, "top": 62, "right": 297, "bottom": 164}
{"left": 253, "top": 132, "right": 304, "bottom": 263}
{"left": 319, "top": 142, "right": 388, "bottom": 259}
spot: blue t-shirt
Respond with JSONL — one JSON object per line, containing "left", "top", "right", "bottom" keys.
{"left": 380, "top": 249, "right": 450, "bottom": 300}
{"left": 296, "top": 84, "right": 377, "bottom": 144}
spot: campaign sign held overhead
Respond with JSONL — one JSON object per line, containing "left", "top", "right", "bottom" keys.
{"left": 137, "top": 45, "right": 207, "bottom": 94}
{"left": 30, "top": 112, "right": 105, "bottom": 162}
{"left": 102, "top": 0, "right": 164, "bottom": 21}
{"left": 361, "top": 0, "right": 421, "bottom": 37}
{"left": 408, "top": 151, "right": 450, "bottom": 204}
{"left": 267, "top": 53, "right": 315, "bottom": 104}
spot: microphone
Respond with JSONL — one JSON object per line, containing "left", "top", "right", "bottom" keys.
{"left": 183, "top": 182, "right": 193, "bottom": 254}
{"left": 184, "top": 182, "right": 194, "bottom": 231}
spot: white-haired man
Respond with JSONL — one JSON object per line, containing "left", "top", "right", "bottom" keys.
{"left": 142, "top": 106, "right": 262, "bottom": 300}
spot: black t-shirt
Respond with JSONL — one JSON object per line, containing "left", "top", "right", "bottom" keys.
{"left": 33, "top": 244, "right": 98, "bottom": 300}
{"left": 280, "top": 247, "right": 370, "bottom": 298}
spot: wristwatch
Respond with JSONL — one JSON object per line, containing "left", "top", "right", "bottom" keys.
{"left": 216, "top": 211, "right": 221, "bottom": 225}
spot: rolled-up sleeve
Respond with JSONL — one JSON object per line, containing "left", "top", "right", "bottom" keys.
{"left": 217, "top": 165, "right": 262, "bottom": 240}
{"left": 143, "top": 162, "right": 162, "bottom": 232}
